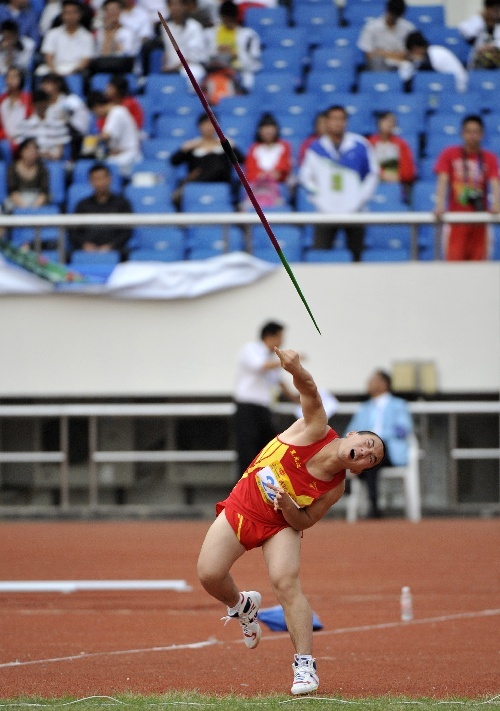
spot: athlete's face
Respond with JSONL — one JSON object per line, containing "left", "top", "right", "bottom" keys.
{"left": 340, "top": 432, "right": 384, "bottom": 474}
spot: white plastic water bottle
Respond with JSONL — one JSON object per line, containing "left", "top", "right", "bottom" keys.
{"left": 400, "top": 586, "right": 413, "bottom": 622}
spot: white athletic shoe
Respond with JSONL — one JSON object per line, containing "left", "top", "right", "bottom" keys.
{"left": 291, "top": 654, "right": 319, "bottom": 695}
{"left": 222, "top": 590, "right": 262, "bottom": 649}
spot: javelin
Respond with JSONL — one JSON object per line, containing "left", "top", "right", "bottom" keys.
{"left": 158, "top": 12, "right": 321, "bottom": 334}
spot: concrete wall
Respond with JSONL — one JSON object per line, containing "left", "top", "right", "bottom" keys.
{"left": 1, "top": 263, "right": 498, "bottom": 398}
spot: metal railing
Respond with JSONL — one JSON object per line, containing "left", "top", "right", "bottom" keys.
{"left": 0, "top": 401, "right": 498, "bottom": 512}
{"left": 1, "top": 211, "right": 500, "bottom": 264}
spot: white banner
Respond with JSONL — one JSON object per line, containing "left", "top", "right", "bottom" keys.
{"left": 0, "top": 252, "right": 277, "bottom": 299}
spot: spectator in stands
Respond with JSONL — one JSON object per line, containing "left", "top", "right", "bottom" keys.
{"left": 170, "top": 111, "right": 244, "bottom": 209}
{"left": 0, "top": 0, "right": 39, "bottom": 47}
{"left": 4, "top": 137, "right": 50, "bottom": 212}
{"left": 345, "top": 369, "right": 413, "bottom": 519}
{"left": 204, "top": 0, "right": 261, "bottom": 100}
{"left": 434, "top": 114, "right": 500, "bottom": 261}
{"left": 357, "top": 0, "right": 415, "bottom": 72}
{"left": 400, "top": 31, "right": 469, "bottom": 93}
{"left": 87, "top": 90, "right": 142, "bottom": 176}
{"left": 185, "top": 0, "right": 214, "bottom": 29}
{"left": 120, "top": 0, "right": 154, "bottom": 57}
{"left": 16, "top": 89, "right": 70, "bottom": 161}
{"left": 0, "top": 66, "right": 32, "bottom": 145}
{"left": 298, "top": 111, "right": 327, "bottom": 166}
{"left": 100, "top": 74, "right": 144, "bottom": 131}
{"left": 94, "top": 0, "right": 135, "bottom": 60}
{"left": 299, "top": 105, "right": 378, "bottom": 262}
{"left": 137, "top": 0, "right": 167, "bottom": 27}
{"left": 232, "top": 0, "right": 278, "bottom": 24}
{"left": 68, "top": 162, "right": 133, "bottom": 258}
{"left": 0, "top": 19, "right": 35, "bottom": 74}
{"left": 243, "top": 113, "right": 292, "bottom": 209}
{"left": 161, "top": 0, "right": 207, "bottom": 87}
{"left": 39, "top": 0, "right": 63, "bottom": 36}
{"left": 39, "top": 73, "right": 91, "bottom": 161}
{"left": 40, "top": 0, "right": 95, "bottom": 77}
{"left": 458, "top": 0, "right": 500, "bottom": 68}
{"left": 368, "top": 111, "right": 416, "bottom": 201}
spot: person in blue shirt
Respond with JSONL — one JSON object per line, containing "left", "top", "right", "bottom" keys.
{"left": 0, "top": 0, "right": 39, "bottom": 47}
{"left": 346, "top": 369, "right": 412, "bottom": 518}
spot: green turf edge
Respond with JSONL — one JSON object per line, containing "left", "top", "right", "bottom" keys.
{"left": 0, "top": 693, "right": 498, "bottom": 710}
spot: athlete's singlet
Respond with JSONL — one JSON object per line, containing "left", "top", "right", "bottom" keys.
{"left": 216, "top": 428, "right": 346, "bottom": 547}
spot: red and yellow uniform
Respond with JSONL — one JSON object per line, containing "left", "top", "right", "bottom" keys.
{"left": 216, "top": 427, "right": 345, "bottom": 550}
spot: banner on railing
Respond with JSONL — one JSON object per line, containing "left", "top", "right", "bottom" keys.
{"left": 0, "top": 251, "right": 277, "bottom": 299}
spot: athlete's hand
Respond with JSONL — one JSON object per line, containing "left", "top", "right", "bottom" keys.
{"left": 274, "top": 348, "right": 302, "bottom": 375}
{"left": 266, "top": 482, "right": 287, "bottom": 512}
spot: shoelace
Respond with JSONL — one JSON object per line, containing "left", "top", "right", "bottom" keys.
{"left": 221, "top": 611, "right": 256, "bottom": 631}
{"left": 294, "top": 663, "right": 315, "bottom": 682}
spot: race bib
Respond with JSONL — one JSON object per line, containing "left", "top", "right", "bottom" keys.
{"left": 255, "top": 466, "right": 300, "bottom": 508}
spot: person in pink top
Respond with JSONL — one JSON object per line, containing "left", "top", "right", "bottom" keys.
{"left": 0, "top": 66, "right": 31, "bottom": 146}
{"left": 244, "top": 112, "right": 292, "bottom": 207}
{"left": 434, "top": 114, "right": 500, "bottom": 260}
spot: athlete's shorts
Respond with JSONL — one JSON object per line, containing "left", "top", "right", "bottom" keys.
{"left": 216, "top": 501, "right": 290, "bottom": 550}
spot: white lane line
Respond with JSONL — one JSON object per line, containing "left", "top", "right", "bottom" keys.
{"left": 0, "top": 581, "right": 192, "bottom": 593}
{"left": 1, "top": 608, "right": 498, "bottom": 671}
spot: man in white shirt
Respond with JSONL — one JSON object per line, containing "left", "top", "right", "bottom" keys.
{"left": 120, "top": 0, "right": 154, "bottom": 56}
{"left": 458, "top": 0, "right": 500, "bottom": 69}
{"left": 41, "top": 0, "right": 94, "bottom": 76}
{"left": 95, "top": 0, "right": 135, "bottom": 57}
{"left": 88, "top": 90, "right": 142, "bottom": 176}
{"left": 401, "top": 30, "right": 468, "bottom": 92}
{"left": 162, "top": 0, "right": 207, "bottom": 87}
{"left": 357, "top": 0, "right": 415, "bottom": 71}
{"left": 16, "top": 89, "right": 70, "bottom": 161}
{"left": 299, "top": 105, "right": 379, "bottom": 262}
{"left": 346, "top": 370, "right": 413, "bottom": 518}
{"left": 234, "top": 322, "right": 297, "bottom": 480}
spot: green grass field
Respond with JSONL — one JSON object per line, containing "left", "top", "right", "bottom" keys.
{"left": 1, "top": 694, "right": 498, "bottom": 710}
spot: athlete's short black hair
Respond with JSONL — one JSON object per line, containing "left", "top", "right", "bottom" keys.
{"left": 357, "top": 430, "right": 387, "bottom": 471}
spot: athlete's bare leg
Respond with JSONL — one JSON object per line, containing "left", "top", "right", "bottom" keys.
{"left": 197, "top": 510, "right": 247, "bottom": 608}
{"left": 262, "top": 527, "right": 313, "bottom": 655}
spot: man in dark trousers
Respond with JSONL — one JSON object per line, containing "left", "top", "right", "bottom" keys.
{"left": 68, "top": 162, "right": 133, "bottom": 259}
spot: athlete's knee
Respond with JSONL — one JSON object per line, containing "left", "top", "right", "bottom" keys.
{"left": 269, "top": 572, "right": 301, "bottom": 603}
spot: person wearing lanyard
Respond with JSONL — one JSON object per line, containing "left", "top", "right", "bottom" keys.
{"left": 434, "top": 114, "right": 500, "bottom": 261}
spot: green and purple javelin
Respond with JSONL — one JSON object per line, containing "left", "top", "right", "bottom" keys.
{"left": 158, "top": 12, "right": 321, "bottom": 334}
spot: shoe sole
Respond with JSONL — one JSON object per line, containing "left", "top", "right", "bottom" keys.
{"left": 291, "top": 681, "right": 319, "bottom": 695}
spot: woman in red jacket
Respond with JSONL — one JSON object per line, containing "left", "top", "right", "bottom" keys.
{"left": 369, "top": 111, "right": 416, "bottom": 185}
{"left": 244, "top": 112, "right": 292, "bottom": 207}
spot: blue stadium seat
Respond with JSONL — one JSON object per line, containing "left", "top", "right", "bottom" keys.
{"left": 10, "top": 206, "right": 61, "bottom": 248}
{"left": 484, "top": 113, "right": 500, "bottom": 140}
{"left": 124, "top": 184, "right": 174, "bottom": 212}
{"left": 244, "top": 6, "right": 288, "bottom": 34}
{"left": 71, "top": 250, "right": 120, "bottom": 265}
{"left": 371, "top": 93, "right": 427, "bottom": 133}
{"left": 129, "top": 248, "right": 185, "bottom": 262}
{"left": 424, "top": 132, "right": 457, "bottom": 158}
{"left": 278, "top": 114, "right": 310, "bottom": 143}
{"left": 186, "top": 226, "right": 244, "bottom": 257}
{"left": 293, "top": 4, "right": 338, "bottom": 31}
{"left": 66, "top": 183, "right": 93, "bottom": 213}
{"left": 358, "top": 71, "right": 403, "bottom": 94}
{"left": 154, "top": 114, "right": 199, "bottom": 141}
{"left": 322, "top": 26, "right": 362, "bottom": 57}
{"left": 148, "top": 47, "right": 164, "bottom": 74}
{"left": 266, "top": 93, "right": 316, "bottom": 123}
{"left": 141, "top": 138, "right": 181, "bottom": 161}
{"left": 260, "top": 47, "right": 304, "bottom": 77}
{"left": 46, "top": 161, "right": 66, "bottom": 206}
{"left": 435, "top": 91, "right": 484, "bottom": 117}
{"left": 468, "top": 71, "right": 500, "bottom": 112}
{"left": 487, "top": 135, "right": 500, "bottom": 156}
{"left": 343, "top": 2, "right": 384, "bottom": 26}
{"left": 262, "top": 27, "right": 308, "bottom": 52}
{"left": 154, "top": 96, "right": 200, "bottom": 121}
{"left": 144, "top": 74, "right": 187, "bottom": 103}
{"left": 491, "top": 225, "right": 500, "bottom": 260}
{"left": 303, "top": 248, "right": 353, "bottom": 262}
{"left": 71, "top": 160, "right": 122, "bottom": 191}
{"left": 364, "top": 225, "right": 412, "bottom": 251}
{"left": 369, "top": 183, "right": 408, "bottom": 211}
{"left": 181, "top": 182, "right": 233, "bottom": 212}
{"left": 251, "top": 224, "right": 302, "bottom": 250}
{"left": 427, "top": 113, "right": 462, "bottom": 139}
{"left": 130, "top": 226, "right": 185, "bottom": 253}
{"left": 425, "top": 27, "right": 470, "bottom": 65}
{"left": 405, "top": 4, "right": 445, "bottom": 27}
{"left": 219, "top": 114, "right": 255, "bottom": 151}
{"left": 306, "top": 69, "right": 355, "bottom": 95}
{"left": 411, "top": 73, "right": 457, "bottom": 110}
{"left": 129, "top": 159, "right": 172, "bottom": 186}
{"left": 310, "top": 46, "right": 356, "bottom": 74}
{"left": 89, "top": 73, "right": 139, "bottom": 94}
{"left": 64, "top": 74, "right": 84, "bottom": 98}
{"left": 253, "top": 71, "right": 300, "bottom": 98}
{"left": 411, "top": 180, "right": 437, "bottom": 211}
{"left": 361, "top": 248, "right": 411, "bottom": 262}
{"left": 418, "top": 156, "right": 436, "bottom": 180}
{"left": 217, "top": 95, "right": 260, "bottom": 119}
